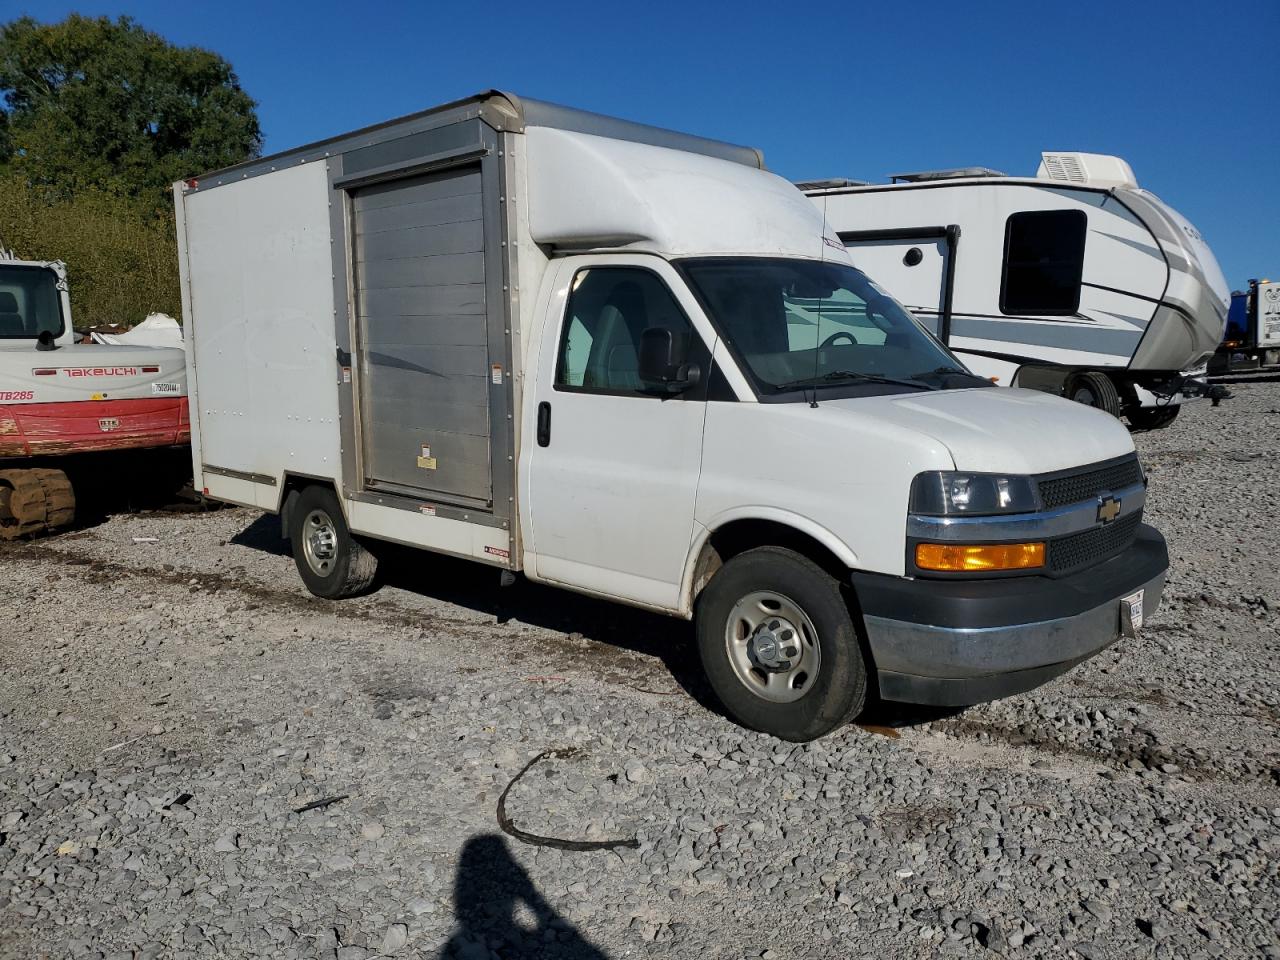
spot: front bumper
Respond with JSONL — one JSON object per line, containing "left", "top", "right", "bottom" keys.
{"left": 851, "top": 523, "right": 1168, "bottom": 706}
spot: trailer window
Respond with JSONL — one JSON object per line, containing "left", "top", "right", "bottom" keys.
{"left": 556, "top": 267, "right": 703, "bottom": 396}
{"left": 999, "top": 209, "right": 1087, "bottom": 316}
{"left": 0, "top": 265, "right": 65, "bottom": 339}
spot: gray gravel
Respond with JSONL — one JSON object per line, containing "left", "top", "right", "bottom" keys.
{"left": 2, "top": 376, "right": 1279, "bottom": 959}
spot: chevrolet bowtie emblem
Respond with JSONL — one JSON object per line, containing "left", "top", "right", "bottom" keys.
{"left": 1097, "top": 496, "right": 1121, "bottom": 524}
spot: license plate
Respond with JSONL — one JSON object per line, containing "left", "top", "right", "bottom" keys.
{"left": 1120, "top": 589, "right": 1144, "bottom": 637}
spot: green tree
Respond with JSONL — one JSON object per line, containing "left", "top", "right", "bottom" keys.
{"left": 0, "top": 13, "right": 262, "bottom": 202}
{"left": 0, "top": 179, "right": 180, "bottom": 328}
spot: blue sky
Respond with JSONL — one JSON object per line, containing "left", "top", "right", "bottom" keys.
{"left": 8, "top": 0, "right": 1279, "bottom": 286}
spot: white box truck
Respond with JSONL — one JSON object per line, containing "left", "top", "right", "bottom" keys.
{"left": 1218, "top": 278, "right": 1280, "bottom": 370}
{"left": 176, "top": 92, "right": 1168, "bottom": 741}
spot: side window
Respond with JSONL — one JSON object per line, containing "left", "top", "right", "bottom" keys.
{"left": 999, "top": 209, "right": 1087, "bottom": 316}
{"left": 555, "top": 267, "right": 700, "bottom": 395}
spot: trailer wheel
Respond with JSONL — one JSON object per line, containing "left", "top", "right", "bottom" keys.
{"left": 288, "top": 485, "right": 379, "bottom": 599}
{"left": 1126, "top": 405, "right": 1180, "bottom": 430}
{"left": 1067, "top": 371, "right": 1121, "bottom": 417}
{"left": 696, "top": 546, "right": 867, "bottom": 741}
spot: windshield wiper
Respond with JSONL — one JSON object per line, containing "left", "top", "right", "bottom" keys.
{"left": 911, "top": 366, "right": 992, "bottom": 385}
{"left": 775, "top": 370, "right": 936, "bottom": 392}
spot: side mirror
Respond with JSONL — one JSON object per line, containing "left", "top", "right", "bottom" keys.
{"left": 638, "top": 327, "right": 700, "bottom": 394}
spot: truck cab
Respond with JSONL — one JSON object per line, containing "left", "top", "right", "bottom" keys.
{"left": 177, "top": 93, "right": 1167, "bottom": 740}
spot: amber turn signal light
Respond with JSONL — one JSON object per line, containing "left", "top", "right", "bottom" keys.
{"left": 915, "top": 541, "right": 1045, "bottom": 572}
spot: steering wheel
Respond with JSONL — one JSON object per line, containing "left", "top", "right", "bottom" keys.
{"left": 819, "top": 331, "right": 857, "bottom": 348}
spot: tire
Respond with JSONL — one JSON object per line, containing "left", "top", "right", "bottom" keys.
{"left": 1127, "top": 405, "right": 1180, "bottom": 430}
{"left": 288, "top": 485, "right": 380, "bottom": 599}
{"left": 695, "top": 546, "right": 867, "bottom": 741}
{"left": 1067, "top": 371, "right": 1122, "bottom": 418}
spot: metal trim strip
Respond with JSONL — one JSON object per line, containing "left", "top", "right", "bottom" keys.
{"left": 202, "top": 464, "right": 277, "bottom": 486}
{"left": 346, "top": 488, "right": 509, "bottom": 531}
{"left": 331, "top": 144, "right": 490, "bottom": 190}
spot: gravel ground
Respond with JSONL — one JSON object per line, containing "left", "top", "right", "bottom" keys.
{"left": 2, "top": 376, "right": 1278, "bottom": 960}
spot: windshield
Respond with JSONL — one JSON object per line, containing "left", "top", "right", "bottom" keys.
{"left": 0, "top": 265, "right": 64, "bottom": 339}
{"left": 680, "top": 258, "right": 978, "bottom": 397}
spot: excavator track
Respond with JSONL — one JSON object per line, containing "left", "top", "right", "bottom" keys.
{"left": 0, "top": 468, "right": 76, "bottom": 540}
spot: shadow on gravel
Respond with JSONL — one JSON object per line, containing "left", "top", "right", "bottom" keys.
{"left": 228, "top": 511, "right": 290, "bottom": 556}
{"left": 231, "top": 513, "right": 727, "bottom": 715}
{"left": 440, "top": 834, "right": 609, "bottom": 959}
{"left": 230, "top": 513, "right": 973, "bottom": 734}
{"left": 8, "top": 447, "right": 202, "bottom": 535}
{"left": 859, "top": 700, "right": 969, "bottom": 728}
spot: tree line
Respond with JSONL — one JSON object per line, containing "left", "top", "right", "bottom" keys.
{"left": 0, "top": 14, "right": 261, "bottom": 327}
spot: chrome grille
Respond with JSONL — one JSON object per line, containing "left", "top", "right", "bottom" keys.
{"left": 1038, "top": 456, "right": 1143, "bottom": 509}
{"left": 1047, "top": 512, "right": 1141, "bottom": 573}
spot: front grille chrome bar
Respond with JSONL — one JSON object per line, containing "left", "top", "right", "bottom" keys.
{"left": 907, "top": 481, "right": 1147, "bottom": 543}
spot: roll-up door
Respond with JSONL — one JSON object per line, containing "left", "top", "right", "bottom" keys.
{"left": 351, "top": 165, "right": 491, "bottom": 504}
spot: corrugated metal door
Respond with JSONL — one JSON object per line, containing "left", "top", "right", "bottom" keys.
{"left": 352, "top": 166, "right": 491, "bottom": 504}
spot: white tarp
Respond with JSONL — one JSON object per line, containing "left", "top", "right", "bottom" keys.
{"left": 92, "top": 313, "right": 183, "bottom": 348}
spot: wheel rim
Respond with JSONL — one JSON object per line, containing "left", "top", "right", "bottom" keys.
{"left": 724, "top": 590, "right": 822, "bottom": 704}
{"left": 302, "top": 509, "right": 338, "bottom": 577}
{"left": 1072, "top": 384, "right": 1099, "bottom": 406}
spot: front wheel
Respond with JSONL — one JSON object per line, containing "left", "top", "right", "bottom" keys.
{"left": 696, "top": 546, "right": 867, "bottom": 741}
{"left": 288, "top": 485, "right": 380, "bottom": 599}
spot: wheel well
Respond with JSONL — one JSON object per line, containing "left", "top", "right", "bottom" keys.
{"left": 691, "top": 519, "right": 851, "bottom": 603}
{"left": 278, "top": 476, "right": 336, "bottom": 539}
{"left": 689, "top": 519, "right": 881, "bottom": 703}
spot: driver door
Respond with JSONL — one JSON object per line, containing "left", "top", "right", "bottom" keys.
{"left": 524, "top": 255, "right": 716, "bottom": 610}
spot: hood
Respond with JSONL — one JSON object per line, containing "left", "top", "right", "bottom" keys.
{"left": 821, "top": 387, "right": 1135, "bottom": 474}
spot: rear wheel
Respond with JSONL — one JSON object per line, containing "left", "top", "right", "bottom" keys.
{"left": 696, "top": 546, "right": 867, "bottom": 741}
{"left": 288, "top": 485, "right": 379, "bottom": 599}
{"left": 1127, "top": 405, "right": 1180, "bottom": 430}
{"left": 1067, "top": 371, "right": 1122, "bottom": 417}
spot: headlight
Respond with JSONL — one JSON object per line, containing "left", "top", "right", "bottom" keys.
{"left": 910, "top": 471, "right": 1041, "bottom": 516}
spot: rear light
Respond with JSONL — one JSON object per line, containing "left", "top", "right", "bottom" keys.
{"left": 32, "top": 368, "right": 56, "bottom": 376}
{"left": 915, "top": 541, "right": 1045, "bottom": 572}
{"left": 142, "top": 366, "right": 160, "bottom": 373}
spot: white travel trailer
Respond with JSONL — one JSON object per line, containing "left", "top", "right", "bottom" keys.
{"left": 802, "top": 153, "right": 1231, "bottom": 428}
{"left": 177, "top": 94, "right": 1167, "bottom": 740}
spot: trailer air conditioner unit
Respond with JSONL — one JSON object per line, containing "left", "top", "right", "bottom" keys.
{"left": 1037, "top": 152, "right": 1138, "bottom": 188}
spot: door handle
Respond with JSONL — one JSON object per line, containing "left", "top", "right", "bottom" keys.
{"left": 537, "top": 401, "right": 551, "bottom": 447}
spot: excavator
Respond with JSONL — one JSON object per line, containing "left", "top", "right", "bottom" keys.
{"left": 0, "top": 249, "right": 188, "bottom": 538}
